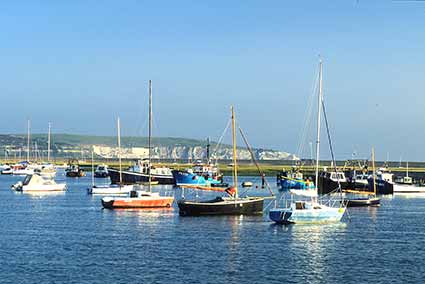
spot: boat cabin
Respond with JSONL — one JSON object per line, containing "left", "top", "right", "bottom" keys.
{"left": 322, "top": 171, "right": 346, "bottom": 182}
{"left": 129, "top": 159, "right": 172, "bottom": 176}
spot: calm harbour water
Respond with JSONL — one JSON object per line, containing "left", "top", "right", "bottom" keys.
{"left": 0, "top": 171, "right": 424, "bottom": 284}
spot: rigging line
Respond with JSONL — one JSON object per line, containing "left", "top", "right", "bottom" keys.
{"left": 296, "top": 67, "right": 320, "bottom": 158}
{"left": 321, "top": 96, "right": 343, "bottom": 200}
{"left": 211, "top": 118, "right": 231, "bottom": 163}
{"left": 238, "top": 126, "right": 274, "bottom": 196}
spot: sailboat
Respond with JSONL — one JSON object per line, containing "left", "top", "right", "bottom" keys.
{"left": 269, "top": 59, "right": 346, "bottom": 224}
{"left": 35, "top": 123, "right": 57, "bottom": 178}
{"left": 88, "top": 118, "right": 133, "bottom": 195}
{"left": 101, "top": 80, "right": 174, "bottom": 209}
{"left": 344, "top": 147, "right": 380, "bottom": 207}
{"left": 177, "top": 107, "right": 265, "bottom": 216}
{"left": 13, "top": 120, "right": 35, "bottom": 176}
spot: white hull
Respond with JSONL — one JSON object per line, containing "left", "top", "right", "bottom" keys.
{"left": 13, "top": 169, "right": 35, "bottom": 175}
{"left": 393, "top": 184, "right": 425, "bottom": 194}
{"left": 270, "top": 202, "right": 345, "bottom": 224}
{"left": 88, "top": 184, "right": 133, "bottom": 195}
{"left": 21, "top": 184, "right": 67, "bottom": 192}
{"left": 290, "top": 189, "right": 318, "bottom": 197}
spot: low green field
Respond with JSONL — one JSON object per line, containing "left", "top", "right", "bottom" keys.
{"left": 3, "top": 159, "right": 422, "bottom": 177}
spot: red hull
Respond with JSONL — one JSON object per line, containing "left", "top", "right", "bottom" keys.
{"left": 102, "top": 197, "right": 174, "bottom": 209}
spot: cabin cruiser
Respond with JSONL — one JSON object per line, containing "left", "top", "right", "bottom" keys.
{"left": 12, "top": 174, "right": 66, "bottom": 192}
{"left": 108, "top": 159, "right": 174, "bottom": 185}
{"left": 34, "top": 163, "right": 57, "bottom": 178}
{"left": 94, "top": 164, "right": 109, "bottom": 178}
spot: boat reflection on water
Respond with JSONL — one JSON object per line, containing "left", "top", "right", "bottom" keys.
{"left": 105, "top": 207, "right": 175, "bottom": 221}
{"left": 15, "top": 190, "right": 66, "bottom": 198}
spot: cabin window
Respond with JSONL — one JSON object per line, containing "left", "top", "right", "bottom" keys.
{"left": 23, "top": 175, "right": 32, "bottom": 185}
{"left": 295, "top": 202, "right": 306, "bottom": 210}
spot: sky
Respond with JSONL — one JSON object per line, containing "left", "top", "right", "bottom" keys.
{"left": 0, "top": 0, "right": 424, "bottom": 161}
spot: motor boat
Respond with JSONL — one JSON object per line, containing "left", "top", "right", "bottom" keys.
{"left": 12, "top": 174, "right": 66, "bottom": 192}
{"left": 94, "top": 164, "right": 109, "bottom": 178}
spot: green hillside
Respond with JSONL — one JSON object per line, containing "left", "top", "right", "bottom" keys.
{"left": 4, "top": 134, "right": 222, "bottom": 148}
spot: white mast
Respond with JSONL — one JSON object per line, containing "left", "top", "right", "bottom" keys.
{"left": 406, "top": 161, "right": 409, "bottom": 178}
{"left": 27, "top": 119, "right": 30, "bottom": 162}
{"left": 47, "top": 122, "right": 51, "bottom": 162}
{"left": 117, "top": 117, "right": 123, "bottom": 186}
{"left": 148, "top": 80, "right": 152, "bottom": 193}
{"left": 91, "top": 150, "right": 95, "bottom": 187}
{"left": 314, "top": 59, "right": 323, "bottom": 197}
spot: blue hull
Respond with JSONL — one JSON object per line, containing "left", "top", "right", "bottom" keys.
{"left": 172, "top": 170, "right": 221, "bottom": 186}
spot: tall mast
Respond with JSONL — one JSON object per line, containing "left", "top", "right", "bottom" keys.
{"left": 406, "top": 161, "right": 409, "bottom": 178}
{"left": 372, "top": 147, "right": 377, "bottom": 196}
{"left": 206, "top": 137, "right": 210, "bottom": 163}
{"left": 47, "top": 122, "right": 51, "bottom": 162}
{"left": 314, "top": 59, "right": 323, "bottom": 196}
{"left": 148, "top": 80, "right": 152, "bottom": 193}
{"left": 117, "top": 117, "right": 123, "bottom": 186}
{"left": 91, "top": 150, "right": 95, "bottom": 187}
{"left": 27, "top": 119, "right": 30, "bottom": 162}
{"left": 231, "top": 106, "right": 238, "bottom": 198}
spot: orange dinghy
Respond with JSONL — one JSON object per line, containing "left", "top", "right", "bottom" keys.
{"left": 102, "top": 190, "right": 174, "bottom": 209}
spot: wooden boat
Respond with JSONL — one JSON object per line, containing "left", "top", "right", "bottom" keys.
{"left": 269, "top": 59, "right": 346, "bottom": 224}
{"left": 344, "top": 197, "right": 380, "bottom": 207}
{"left": 178, "top": 196, "right": 264, "bottom": 216}
{"left": 343, "top": 148, "right": 381, "bottom": 207}
{"left": 178, "top": 107, "right": 265, "bottom": 217}
{"left": 101, "top": 80, "right": 174, "bottom": 209}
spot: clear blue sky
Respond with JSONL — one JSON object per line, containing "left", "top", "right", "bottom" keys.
{"left": 0, "top": 1, "right": 424, "bottom": 161}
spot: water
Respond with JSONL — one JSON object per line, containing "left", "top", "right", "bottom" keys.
{"left": 0, "top": 172, "right": 424, "bottom": 283}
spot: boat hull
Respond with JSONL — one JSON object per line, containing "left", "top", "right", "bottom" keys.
{"left": 88, "top": 185, "right": 133, "bottom": 195}
{"left": 393, "top": 184, "right": 425, "bottom": 194}
{"left": 318, "top": 176, "right": 352, "bottom": 195}
{"left": 66, "top": 171, "right": 85, "bottom": 177}
{"left": 20, "top": 184, "right": 67, "bottom": 192}
{"left": 94, "top": 172, "right": 109, "bottom": 178}
{"left": 102, "top": 196, "right": 174, "bottom": 209}
{"left": 177, "top": 197, "right": 264, "bottom": 216}
{"left": 109, "top": 169, "right": 174, "bottom": 185}
{"left": 367, "top": 179, "right": 394, "bottom": 194}
{"left": 269, "top": 206, "right": 345, "bottom": 224}
{"left": 344, "top": 197, "right": 380, "bottom": 207}
{"left": 171, "top": 170, "right": 221, "bottom": 186}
